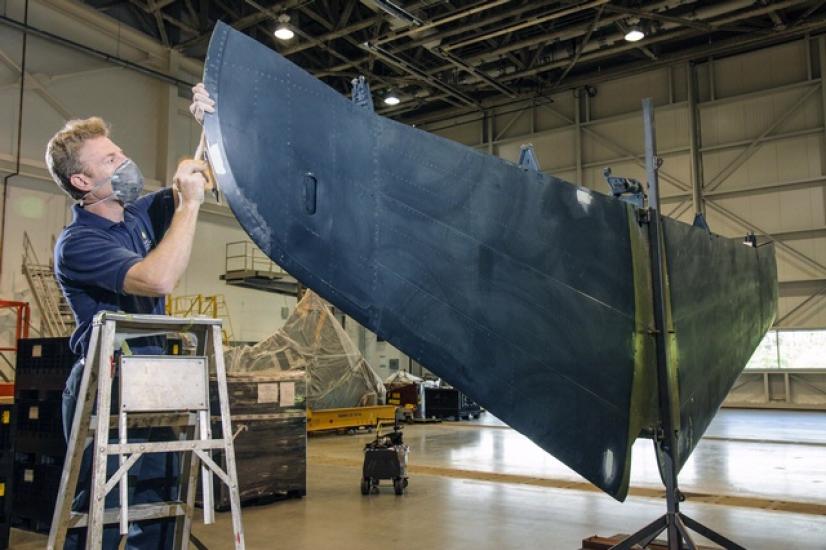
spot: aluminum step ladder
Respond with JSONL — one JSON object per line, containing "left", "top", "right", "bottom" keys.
{"left": 48, "top": 312, "right": 245, "bottom": 549}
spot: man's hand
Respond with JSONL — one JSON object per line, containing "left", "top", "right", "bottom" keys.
{"left": 190, "top": 82, "right": 215, "bottom": 124}
{"left": 173, "top": 159, "right": 208, "bottom": 207}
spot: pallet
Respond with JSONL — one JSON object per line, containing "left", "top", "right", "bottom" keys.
{"left": 582, "top": 534, "right": 718, "bottom": 549}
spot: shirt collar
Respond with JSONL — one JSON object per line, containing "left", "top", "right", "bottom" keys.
{"left": 71, "top": 203, "right": 123, "bottom": 229}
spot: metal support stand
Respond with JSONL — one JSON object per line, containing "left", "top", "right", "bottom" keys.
{"left": 518, "top": 144, "right": 541, "bottom": 172}
{"left": 48, "top": 312, "right": 246, "bottom": 549}
{"left": 609, "top": 99, "right": 745, "bottom": 550}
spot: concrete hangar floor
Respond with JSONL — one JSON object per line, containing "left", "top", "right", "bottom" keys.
{"left": 12, "top": 409, "right": 826, "bottom": 549}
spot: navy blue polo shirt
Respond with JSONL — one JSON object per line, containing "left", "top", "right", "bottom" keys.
{"left": 54, "top": 188, "right": 176, "bottom": 358}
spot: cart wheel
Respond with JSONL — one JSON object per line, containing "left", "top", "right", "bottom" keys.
{"left": 393, "top": 478, "right": 404, "bottom": 495}
{"left": 360, "top": 478, "right": 370, "bottom": 495}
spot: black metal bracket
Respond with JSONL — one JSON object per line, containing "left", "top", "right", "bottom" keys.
{"left": 603, "top": 167, "right": 646, "bottom": 210}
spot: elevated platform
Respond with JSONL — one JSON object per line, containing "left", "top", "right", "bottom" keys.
{"left": 221, "top": 240, "right": 300, "bottom": 296}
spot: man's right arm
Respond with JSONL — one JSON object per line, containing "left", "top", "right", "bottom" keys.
{"left": 123, "top": 159, "right": 207, "bottom": 297}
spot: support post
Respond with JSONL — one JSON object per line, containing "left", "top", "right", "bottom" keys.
{"left": 156, "top": 49, "right": 180, "bottom": 185}
{"left": 818, "top": 37, "right": 826, "bottom": 176}
{"left": 609, "top": 99, "right": 746, "bottom": 550}
{"left": 687, "top": 62, "right": 708, "bottom": 228}
{"left": 575, "top": 91, "right": 583, "bottom": 184}
{"left": 486, "top": 110, "right": 494, "bottom": 155}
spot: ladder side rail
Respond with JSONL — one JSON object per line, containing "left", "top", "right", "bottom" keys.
{"left": 210, "top": 323, "right": 245, "bottom": 548}
{"left": 48, "top": 319, "right": 103, "bottom": 549}
{"left": 87, "top": 318, "right": 118, "bottom": 549}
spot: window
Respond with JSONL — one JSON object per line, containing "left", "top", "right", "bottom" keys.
{"left": 745, "top": 329, "right": 826, "bottom": 369}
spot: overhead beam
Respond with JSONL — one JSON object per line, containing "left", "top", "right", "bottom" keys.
{"left": 372, "top": 0, "right": 814, "bottom": 105}
{"left": 374, "top": 0, "right": 510, "bottom": 46}
{"left": 551, "top": 5, "right": 605, "bottom": 88}
{"left": 0, "top": 15, "right": 196, "bottom": 89}
{"left": 401, "top": 13, "right": 826, "bottom": 126}
{"left": 175, "top": 0, "right": 308, "bottom": 51}
{"left": 779, "top": 278, "right": 826, "bottom": 298}
{"left": 441, "top": 0, "right": 611, "bottom": 53}
{"left": 0, "top": 47, "right": 73, "bottom": 120}
{"left": 429, "top": 47, "right": 516, "bottom": 97}
{"left": 603, "top": 4, "right": 754, "bottom": 34}
{"left": 361, "top": 42, "right": 478, "bottom": 107}
{"left": 661, "top": 176, "right": 826, "bottom": 205}
{"left": 323, "top": 1, "right": 563, "bottom": 77}
{"left": 766, "top": 227, "right": 826, "bottom": 241}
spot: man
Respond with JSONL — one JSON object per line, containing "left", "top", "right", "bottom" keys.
{"left": 47, "top": 83, "right": 215, "bottom": 549}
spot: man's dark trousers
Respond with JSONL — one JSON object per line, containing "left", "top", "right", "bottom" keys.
{"left": 61, "top": 353, "right": 179, "bottom": 550}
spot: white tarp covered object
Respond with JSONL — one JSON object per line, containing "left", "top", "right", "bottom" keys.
{"left": 224, "top": 291, "right": 386, "bottom": 409}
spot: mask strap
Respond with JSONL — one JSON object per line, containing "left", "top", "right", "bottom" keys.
{"left": 80, "top": 187, "right": 118, "bottom": 208}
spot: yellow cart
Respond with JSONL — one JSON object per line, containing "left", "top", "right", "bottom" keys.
{"left": 307, "top": 405, "right": 397, "bottom": 433}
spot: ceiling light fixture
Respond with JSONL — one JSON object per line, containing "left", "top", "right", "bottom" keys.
{"left": 383, "top": 91, "right": 401, "bottom": 106}
{"left": 624, "top": 24, "right": 645, "bottom": 42}
{"left": 274, "top": 14, "right": 295, "bottom": 40}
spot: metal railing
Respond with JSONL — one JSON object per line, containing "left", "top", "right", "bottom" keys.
{"left": 224, "top": 241, "right": 288, "bottom": 276}
{"left": 22, "top": 232, "right": 74, "bottom": 337}
{"left": 166, "top": 293, "right": 234, "bottom": 344}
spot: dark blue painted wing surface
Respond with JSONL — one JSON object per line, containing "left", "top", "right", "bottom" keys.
{"left": 203, "top": 21, "right": 644, "bottom": 500}
{"left": 202, "top": 21, "right": 777, "bottom": 501}
{"left": 661, "top": 219, "right": 778, "bottom": 468}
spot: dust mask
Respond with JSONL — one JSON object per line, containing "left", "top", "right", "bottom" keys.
{"left": 81, "top": 158, "right": 145, "bottom": 207}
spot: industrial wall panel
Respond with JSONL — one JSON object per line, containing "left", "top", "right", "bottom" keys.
{"left": 589, "top": 67, "right": 671, "bottom": 119}
{"left": 712, "top": 40, "right": 808, "bottom": 99}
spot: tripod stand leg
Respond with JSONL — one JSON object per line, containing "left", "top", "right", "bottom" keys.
{"left": 680, "top": 513, "right": 746, "bottom": 550}
{"left": 674, "top": 515, "right": 696, "bottom": 550}
{"left": 609, "top": 515, "right": 667, "bottom": 550}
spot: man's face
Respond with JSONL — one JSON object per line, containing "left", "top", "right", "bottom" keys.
{"left": 70, "top": 136, "right": 128, "bottom": 197}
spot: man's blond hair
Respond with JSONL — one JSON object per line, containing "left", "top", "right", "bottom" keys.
{"left": 45, "top": 117, "right": 110, "bottom": 200}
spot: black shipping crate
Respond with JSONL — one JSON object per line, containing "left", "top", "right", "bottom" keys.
{"left": 14, "top": 399, "right": 63, "bottom": 437}
{"left": 0, "top": 405, "right": 12, "bottom": 549}
{"left": 14, "top": 430, "right": 66, "bottom": 457}
{"left": 0, "top": 521, "right": 9, "bottom": 550}
{"left": 201, "top": 374, "right": 307, "bottom": 508}
{"left": 423, "top": 387, "right": 481, "bottom": 420}
{"left": 208, "top": 417, "right": 307, "bottom": 509}
{"left": 15, "top": 338, "right": 74, "bottom": 392}
{"left": 0, "top": 455, "right": 12, "bottom": 549}
{"left": 13, "top": 395, "right": 67, "bottom": 456}
{"left": 210, "top": 375, "right": 306, "bottom": 417}
{"left": 11, "top": 455, "right": 63, "bottom": 531}
{"left": 0, "top": 405, "right": 12, "bottom": 455}
{"left": 387, "top": 384, "right": 419, "bottom": 410}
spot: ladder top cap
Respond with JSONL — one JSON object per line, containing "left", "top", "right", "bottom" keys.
{"left": 93, "top": 312, "right": 224, "bottom": 330}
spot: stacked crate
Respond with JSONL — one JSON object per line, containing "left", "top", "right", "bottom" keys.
{"left": 12, "top": 338, "right": 73, "bottom": 532}
{"left": 423, "top": 387, "right": 482, "bottom": 420}
{"left": 203, "top": 372, "right": 307, "bottom": 509}
{"left": 0, "top": 403, "right": 14, "bottom": 549}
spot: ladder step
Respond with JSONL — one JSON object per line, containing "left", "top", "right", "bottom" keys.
{"left": 107, "top": 439, "right": 226, "bottom": 454}
{"left": 89, "top": 413, "right": 198, "bottom": 430}
{"left": 68, "top": 501, "right": 188, "bottom": 528}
